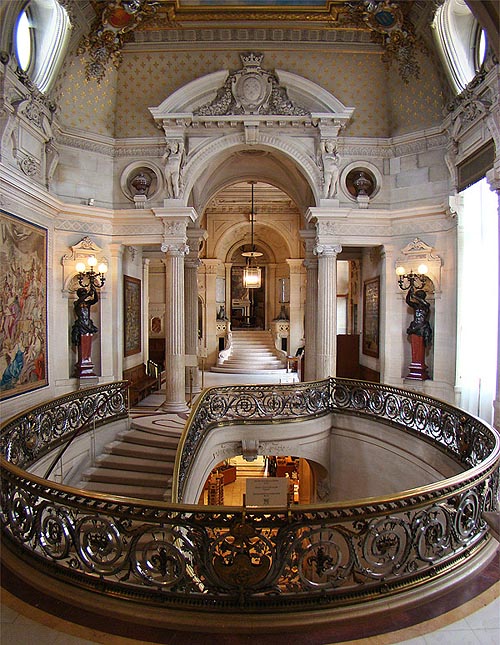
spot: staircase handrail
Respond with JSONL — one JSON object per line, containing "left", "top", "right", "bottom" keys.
{"left": 1, "top": 381, "right": 128, "bottom": 472}
{"left": 1, "top": 379, "right": 499, "bottom": 615}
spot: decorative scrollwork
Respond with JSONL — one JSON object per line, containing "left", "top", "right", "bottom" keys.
{"left": 77, "top": 515, "right": 125, "bottom": 574}
{"left": 296, "top": 527, "right": 352, "bottom": 589}
{"left": 39, "top": 506, "right": 73, "bottom": 559}
{"left": 1, "top": 380, "right": 498, "bottom": 612}
{"left": 210, "top": 521, "right": 274, "bottom": 590}
{"left": 413, "top": 506, "right": 450, "bottom": 563}
{"left": 361, "top": 517, "right": 410, "bottom": 577}
{"left": 133, "top": 528, "right": 187, "bottom": 588}
{"left": 453, "top": 492, "right": 481, "bottom": 542}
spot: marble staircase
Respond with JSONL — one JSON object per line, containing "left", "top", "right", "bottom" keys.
{"left": 79, "top": 424, "right": 182, "bottom": 501}
{"left": 213, "top": 329, "right": 287, "bottom": 374}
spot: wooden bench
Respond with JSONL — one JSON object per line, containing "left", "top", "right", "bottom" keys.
{"left": 123, "top": 363, "right": 159, "bottom": 406}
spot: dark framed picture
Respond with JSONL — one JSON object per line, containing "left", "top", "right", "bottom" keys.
{"left": 363, "top": 276, "right": 380, "bottom": 358}
{"left": 0, "top": 210, "right": 48, "bottom": 399}
{"left": 124, "top": 275, "right": 141, "bottom": 357}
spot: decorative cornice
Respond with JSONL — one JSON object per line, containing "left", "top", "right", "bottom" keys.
{"left": 55, "top": 219, "right": 114, "bottom": 235}
{"left": 53, "top": 121, "right": 448, "bottom": 162}
{"left": 132, "top": 27, "right": 376, "bottom": 48}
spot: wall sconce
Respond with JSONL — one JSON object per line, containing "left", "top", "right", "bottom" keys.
{"left": 242, "top": 181, "right": 263, "bottom": 289}
{"left": 396, "top": 263, "right": 432, "bottom": 381}
{"left": 75, "top": 255, "right": 108, "bottom": 289}
{"left": 396, "top": 263, "right": 428, "bottom": 291}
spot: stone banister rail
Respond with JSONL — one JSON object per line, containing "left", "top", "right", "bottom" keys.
{"left": 1, "top": 379, "right": 499, "bottom": 616}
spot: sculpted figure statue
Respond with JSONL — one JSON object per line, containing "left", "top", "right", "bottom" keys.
{"left": 71, "top": 287, "right": 98, "bottom": 346}
{"left": 322, "top": 141, "right": 340, "bottom": 199}
{"left": 163, "top": 141, "right": 184, "bottom": 199}
{"left": 406, "top": 288, "right": 432, "bottom": 346}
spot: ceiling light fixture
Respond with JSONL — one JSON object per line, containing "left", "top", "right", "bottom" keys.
{"left": 242, "top": 181, "right": 263, "bottom": 289}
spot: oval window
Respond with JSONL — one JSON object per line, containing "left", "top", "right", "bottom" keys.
{"left": 14, "top": 9, "right": 32, "bottom": 72}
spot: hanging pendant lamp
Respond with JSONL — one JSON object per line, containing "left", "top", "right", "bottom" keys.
{"left": 242, "top": 181, "right": 263, "bottom": 288}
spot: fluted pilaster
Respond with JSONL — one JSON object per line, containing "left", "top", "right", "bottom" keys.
{"left": 315, "top": 242, "right": 341, "bottom": 379}
{"left": 286, "top": 259, "right": 305, "bottom": 356}
{"left": 161, "top": 243, "right": 189, "bottom": 411}
{"left": 301, "top": 230, "right": 317, "bottom": 382}
{"left": 185, "top": 228, "right": 206, "bottom": 396}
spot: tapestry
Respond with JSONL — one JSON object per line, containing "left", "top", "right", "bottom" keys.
{"left": 362, "top": 276, "right": 380, "bottom": 358}
{"left": 0, "top": 210, "right": 48, "bottom": 399}
{"left": 124, "top": 275, "right": 141, "bottom": 356}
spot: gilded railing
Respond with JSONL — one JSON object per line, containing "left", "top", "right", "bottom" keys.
{"left": 1, "top": 379, "right": 499, "bottom": 613}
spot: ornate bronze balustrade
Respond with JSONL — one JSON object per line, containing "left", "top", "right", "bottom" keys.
{"left": 1, "top": 379, "right": 499, "bottom": 613}
{"left": 174, "top": 379, "right": 497, "bottom": 501}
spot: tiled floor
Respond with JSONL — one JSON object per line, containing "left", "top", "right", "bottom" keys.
{"left": 2, "top": 370, "right": 499, "bottom": 644}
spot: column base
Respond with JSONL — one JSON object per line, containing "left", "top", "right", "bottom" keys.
{"left": 160, "top": 400, "right": 190, "bottom": 413}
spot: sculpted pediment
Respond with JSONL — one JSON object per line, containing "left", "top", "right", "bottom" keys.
{"left": 150, "top": 52, "right": 354, "bottom": 125}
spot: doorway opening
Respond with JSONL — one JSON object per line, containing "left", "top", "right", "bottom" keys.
{"left": 230, "top": 264, "right": 265, "bottom": 329}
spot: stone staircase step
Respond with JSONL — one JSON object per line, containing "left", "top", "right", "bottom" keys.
{"left": 94, "top": 453, "right": 174, "bottom": 474}
{"left": 104, "top": 441, "right": 177, "bottom": 459}
{"left": 217, "top": 330, "right": 286, "bottom": 374}
{"left": 117, "top": 429, "right": 180, "bottom": 449}
{"left": 82, "top": 467, "right": 168, "bottom": 488}
{"left": 81, "top": 481, "right": 169, "bottom": 501}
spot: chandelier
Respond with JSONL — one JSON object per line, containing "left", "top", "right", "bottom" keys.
{"left": 242, "top": 181, "right": 263, "bottom": 289}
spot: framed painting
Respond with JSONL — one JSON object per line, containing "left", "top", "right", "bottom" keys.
{"left": 0, "top": 210, "right": 48, "bottom": 400}
{"left": 362, "top": 276, "right": 380, "bottom": 358}
{"left": 124, "top": 275, "right": 141, "bottom": 357}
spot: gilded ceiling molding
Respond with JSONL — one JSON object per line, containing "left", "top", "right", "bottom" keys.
{"left": 79, "top": 1, "right": 425, "bottom": 84}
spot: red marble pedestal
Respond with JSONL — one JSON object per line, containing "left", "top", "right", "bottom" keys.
{"left": 75, "top": 333, "right": 96, "bottom": 379}
{"left": 406, "top": 334, "right": 430, "bottom": 380}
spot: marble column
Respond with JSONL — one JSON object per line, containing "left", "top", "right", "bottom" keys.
{"left": 161, "top": 244, "right": 189, "bottom": 412}
{"left": 380, "top": 245, "right": 403, "bottom": 386}
{"left": 153, "top": 206, "right": 196, "bottom": 412}
{"left": 286, "top": 259, "right": 305, "bottom": 356}
{"left": 142, "top": 259, "right": 150, "bottom": 365}
{"left": 185, "top": 228, "right": 206, "bottom": 397}
{"left": 314, "top": 242, "right": 342, "bottom": 379}
{"left": 301, "top": 231, "right": 318, "bottom": 382}
{"left": 266, "top": 263, "right": 277, "bottom": 326}
{"left": 109, "top": 243, "right": 124, "bottom": 381}
{"left": 202, "top": 259, "right": 221, "bottom": 367}
{"left": 224, "top": 263, "right": 232, "bottom": 321}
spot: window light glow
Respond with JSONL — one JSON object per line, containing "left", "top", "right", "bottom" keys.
{"left": 15, "top": 10, "right": 32, "bottom": 72}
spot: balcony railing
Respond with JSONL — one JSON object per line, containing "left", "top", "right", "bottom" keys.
{"left": 1, "top": 379, "right": 499, "bottom": 614}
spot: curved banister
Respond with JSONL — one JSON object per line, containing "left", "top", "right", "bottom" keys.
{"left": 173, "top": 378, "right": 499, "bottom": 501}
{"left": 1, "top": 379, "right": 499, "bottom": 613}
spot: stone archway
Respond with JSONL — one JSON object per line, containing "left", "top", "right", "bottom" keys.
{"left": 149, "top": 51, "right": 355, "bottom": 211}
